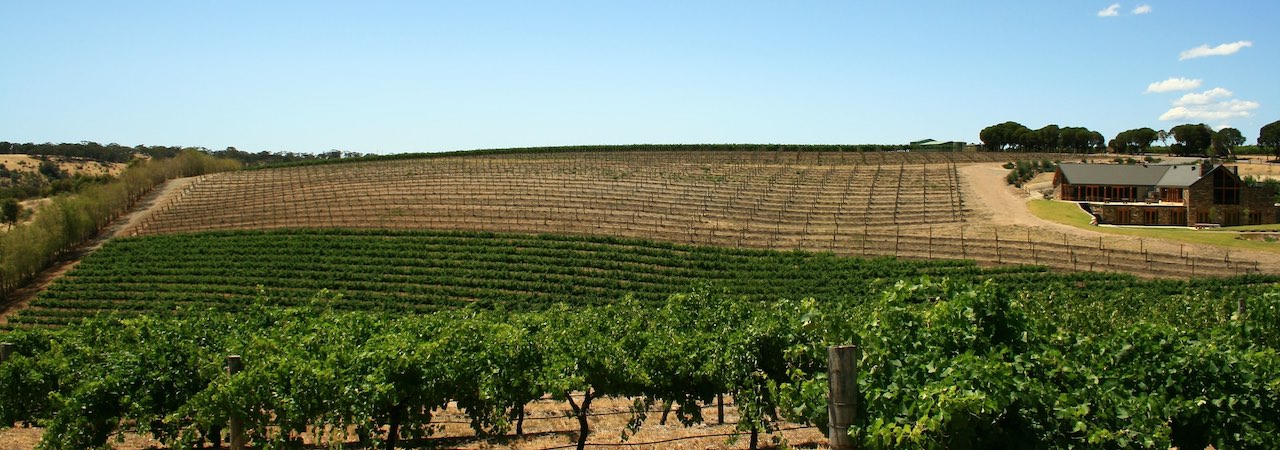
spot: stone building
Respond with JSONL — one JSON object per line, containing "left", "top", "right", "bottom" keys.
{"left": 1052, "top": 163, "right": 1279, "bottom": 226}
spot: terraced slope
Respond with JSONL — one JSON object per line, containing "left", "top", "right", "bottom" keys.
{"left": 119, "top": 151, "right": 1262, "bottom": 277}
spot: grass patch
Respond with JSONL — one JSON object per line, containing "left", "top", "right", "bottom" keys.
{"left": 1028, "top": 199, "right": 1280, "bottom": 254}
{"left": 1225, "top": 224, "right": 1280, "bottom": 232}
{"left": 1027, "top": 199, "right": 1094, "bottom": 227}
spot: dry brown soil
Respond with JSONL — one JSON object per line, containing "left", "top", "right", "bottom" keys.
{"left": 0, "top": 396, "right": 825, "bottom": 450}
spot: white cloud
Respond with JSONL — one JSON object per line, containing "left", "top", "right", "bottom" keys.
{"left": 1160, "top": 99, "right": 1259, "bottom": 121}
{"left": 1159, "top": 85, "right": 1259, "bottom": 121}
{"left": 1132, "top": 4, "right": 1152, "bottom": 14}
{"left": 1145, "top": 77, "right": 1202, "bottom": 93}
{"left": 1174, "top": 88, "right": 1233, "bottom": 106}
{"left": 1097, "top": 3, "right": 1121, "bottom": 17}
{"left": 1179, "top": 41, "right": 1253, "bottom": 60}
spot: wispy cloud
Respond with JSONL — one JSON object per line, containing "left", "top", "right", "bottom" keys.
{"left": 1145, "top": 77, "right": 1202, "bottom": 93}
{"left": 1174, "top": 88, "right": 1233, "bottom": 106}
{"left": 1159, "top": 86, "right": 1258, "bottom": 122}
{"left": 1132, "top": 4, "right": 1152, "bottom": 14}
{"left": 1179, "top": 41, "right": 1253, "bottom": 60}
{"left": 1097, "top": 3, "right": 1121, "bottom": 17}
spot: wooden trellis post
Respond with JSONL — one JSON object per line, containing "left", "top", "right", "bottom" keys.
{"left": 717, "top": 393, "right": 725, "bottom": 425}
{"left": 0, "top": 343, "right": 13, "bottom": 364}
{"left": 227, "top": 355, "right": 245, "bottom": 450}
{"left": 827, "top": 345, "right": 859, "bottom": 450}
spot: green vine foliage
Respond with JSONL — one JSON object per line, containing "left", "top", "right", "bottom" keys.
{"left": 1, "top": 279, "right": 1278, "bottom": 449}
{"left": 774, "top": 278, "right": 1280, "bottom": 450}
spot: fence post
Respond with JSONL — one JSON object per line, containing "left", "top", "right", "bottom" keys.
{"left": 0, "top": 342, "right": 13, "bottom": 363}
{"left": 994, "top": 228, "right": 1001, "bottom": 263}
{"left": 717, "top": 393, "right": 725, "bottom": 425}
{"left": 227, "top": 355, "right": 245, "bottom": 450}
{"left": 827, "top": 345, "right": 859, "bottom": 450}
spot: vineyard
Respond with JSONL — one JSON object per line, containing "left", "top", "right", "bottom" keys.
{"left": 9, "top": 229, "right": 1278, "bottom": 329}
{"left": 119, "top": 150, "right": 1266, "bottom": 278}
{"left": 2, "top": 277, "right": 1278, "bottom": 450}
{"left": 4, "top": 148, "right": 1280, "bottom": 449}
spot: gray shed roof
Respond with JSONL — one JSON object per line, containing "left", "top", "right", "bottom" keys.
{"left": 1056, "top": 163, "right": 1210, "bottom": 188}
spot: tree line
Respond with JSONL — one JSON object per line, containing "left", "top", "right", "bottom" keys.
{"left": 0, "top": 141, "right": 367, "bottom": 167}
{"left": 980, "top": 120, "right": 1280, "bottom": 158}
{"left": 979, "top": 122, "right": 1106, "bottom": 153}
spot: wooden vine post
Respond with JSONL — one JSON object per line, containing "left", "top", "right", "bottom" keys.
{"left": 0, "top": 342, "right": 13, "bottom": 364}
{"left": 717, "top": 393, "right": 725, "bottom": 425}
{"left": 827, "top": 345, "right": 859, "bottom": 450}
{"left": 227, "top": 355, "right": 245, "bottom": 450}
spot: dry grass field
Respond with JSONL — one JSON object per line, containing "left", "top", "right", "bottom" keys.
{"left": 0, "top": 154, "right": 124, "bottom": 177}
{"left": 119, "top": 150, "right": 1273, "bottom": 278}
{"left": 1235, "top": 158, "right": 1280, "bottom": 181}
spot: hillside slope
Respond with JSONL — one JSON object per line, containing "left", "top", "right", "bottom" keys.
{"left": 119, "top": 150, "right": 1266, "bottom": 278}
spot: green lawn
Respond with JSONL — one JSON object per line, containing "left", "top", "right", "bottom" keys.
{"left": 1027, "top": 199, "right": 1280, "bottom": 254}
{"left": 1225, "top": 224, "right": 1280, "bottom": 232}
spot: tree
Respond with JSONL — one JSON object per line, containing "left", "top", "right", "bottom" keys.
{"left": 980, "top": 121, "right": 1032, "bottom": 151}
{"left": 1157, "top": 129, "right": 1170, "bottom": 146}
{"left": 1211, "top": 127, "right": 1245, "bottom": 157}
{"left": 1031, "top": 125, "right": 1061, "bottom": 151}
{"left": 37, "top": 159, "right": 65, "bottom": 180}
{"left": 1112, "top": 128, "right": 1158, "bottom": 154}
{"left": 1170, "top": 124, "right": 1213, "bottom": 156}
{"left": 1259, "top": 120, "right": 1280, "bottom": 161}
{"left": 1087, "top": 130, "right": 1106, "bottom": 152}
{"left": 1, "top": 197, "right": 19, "bottom": 230}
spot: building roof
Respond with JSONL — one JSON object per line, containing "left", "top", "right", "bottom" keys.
{"left": 1056, "top": 163, "right": 1213, "bottom": 188}
{"left": 1153, "top": 164, "right": 1204, "bottom": 187}
{"left": 911, "top": 139, "right": 962, "bottom": 146}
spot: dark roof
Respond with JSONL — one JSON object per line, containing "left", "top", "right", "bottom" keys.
{"left": 1153, "top": 164, "right": 1204, "bottom": 187}
{"left": 1057, "top": 163, "right": 1170, "bottom": 186}
{"left": 1056, "top": 163, "right": 1215, "bottom": 188}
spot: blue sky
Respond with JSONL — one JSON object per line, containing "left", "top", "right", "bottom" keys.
{"left": 1, "top": 1, "right": 1275, "bottom": 153}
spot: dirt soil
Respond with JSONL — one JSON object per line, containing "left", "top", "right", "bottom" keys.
{"left": 0, "top": 396, "right": 825, "bottom": 449}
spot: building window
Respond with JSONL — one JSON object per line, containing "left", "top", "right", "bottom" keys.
{"left": 1249, "top": 212, "right": 1263, "bottom": 225}
{"left": 1144, "top": 209, "right": 1159, "bottom": 224}
{"left": 1115, "top": 207, "right": 1130, "bottom": 224}
{"left": 1162, "top": 188, "right": 1183, "bottom": 202}
{"left": 1171, "top": 210, "right": 1186, "bottom": 225}
{"left": 1223, "top": 210, "right": 1241, "bottom": 226}
{"left": 1196, "top": 211, "right": 1210, "bottom": 224}
{"left": 1213, "top": 170, "right": 1240, "bottom": 204}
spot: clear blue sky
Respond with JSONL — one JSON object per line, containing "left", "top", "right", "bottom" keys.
{"left": 1, "top": 1, "right": 1275, "bottom": 154}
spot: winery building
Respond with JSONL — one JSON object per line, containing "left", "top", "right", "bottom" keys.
{"left": 1052, "top": 163, "right": 1280, "bottom": 227}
